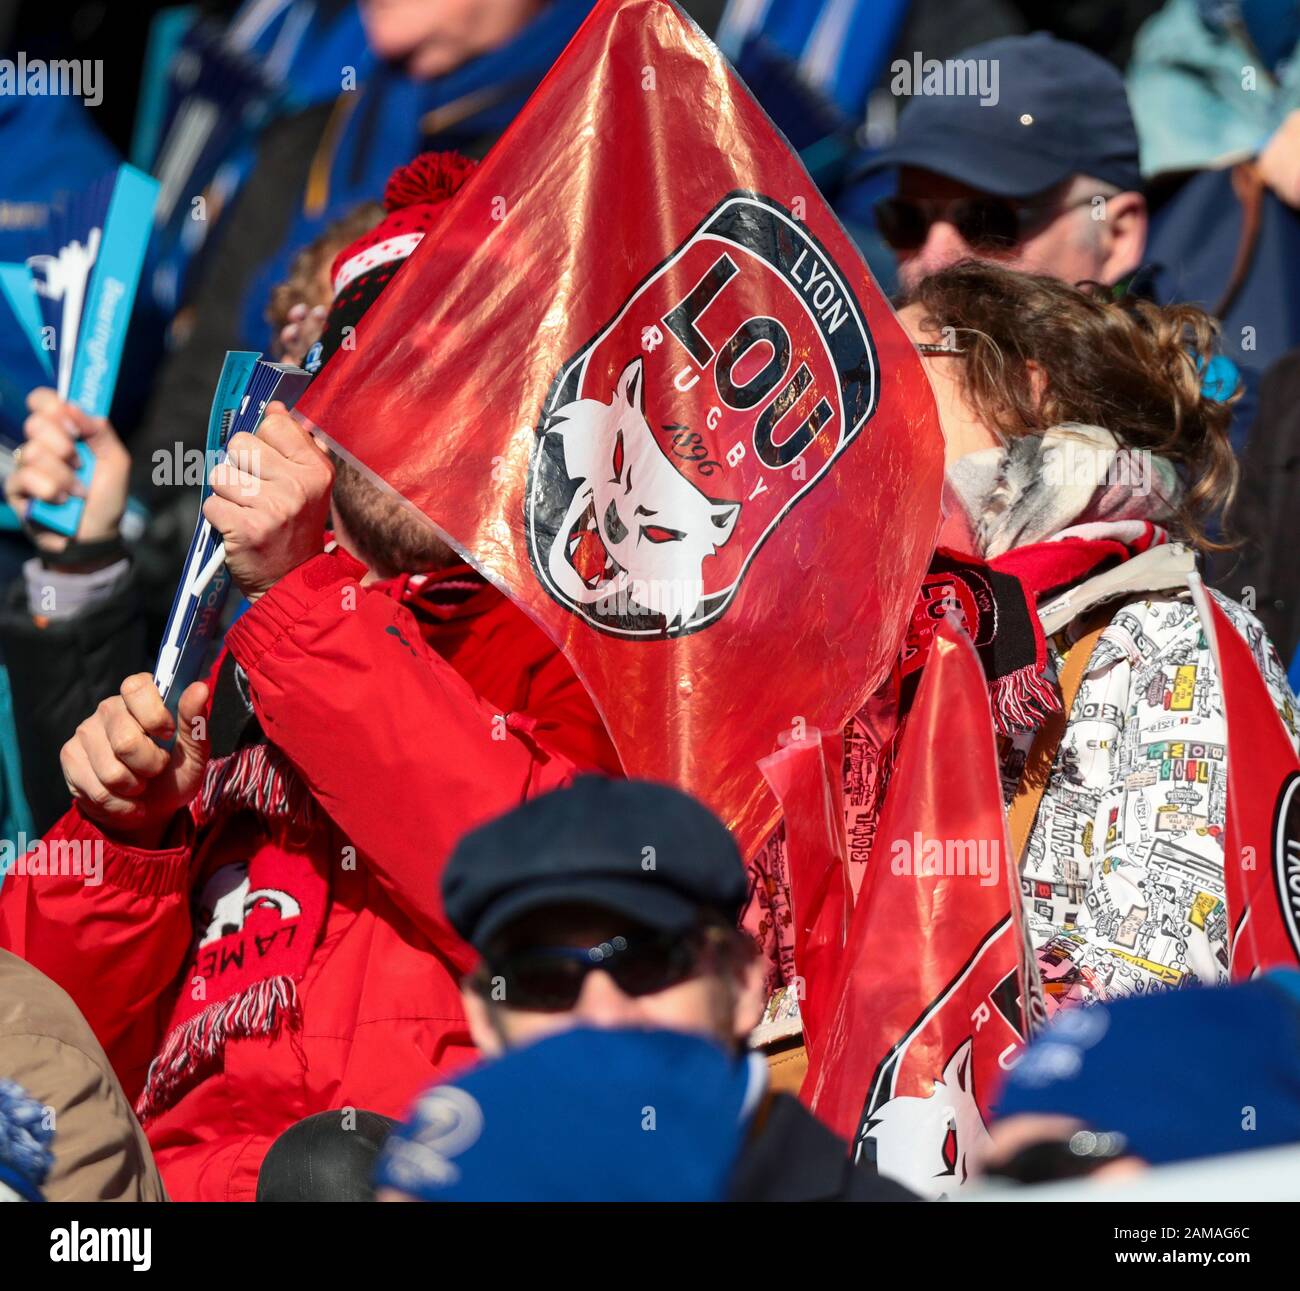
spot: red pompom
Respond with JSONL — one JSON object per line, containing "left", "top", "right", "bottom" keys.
{"left": 383, "top": 150, "right": 478, "bottom": 213}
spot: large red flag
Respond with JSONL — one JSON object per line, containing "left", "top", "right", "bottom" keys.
{"left": 1191, "top": 577, "right": 1300, "bottom": 974}
{"left": 802, "top": 618, "right": 1045, "bottom": 1198}
{"left": 295, "top": 0, "right": 942, "bottom": 853}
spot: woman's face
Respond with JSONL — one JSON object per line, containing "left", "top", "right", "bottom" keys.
{"left": 898, "top": 302, "right": 1002, "bottom": 468}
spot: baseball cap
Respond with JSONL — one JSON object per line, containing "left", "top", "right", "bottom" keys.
{"left": 994, "top": 970, "right": 1300, "bottom": 1166}
{"left": 441, "top": 776, "right": 748, "bottom": 950}
{"left": 374, "top": 1026, "right": 764, "bottom": 1201}
{"left": 861, "top": 33, "right": 1142, "bottom": 198}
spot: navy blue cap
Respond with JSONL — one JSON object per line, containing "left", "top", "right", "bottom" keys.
{"left": 441, "top": 777, "right": 748, "bottom": 949}
{"left": 994, "top": 971, "right": 1300, "bottom": 1166}
{"left": 863, "top": 34, "right": 1142, "bottom": 198}
{"left": 375, "top": 1027, "right": 761, "bottom": 1201}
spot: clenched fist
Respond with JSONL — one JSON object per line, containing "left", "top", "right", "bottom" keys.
{"left": 62, "top": 674, "right": 211, "bottom": 847}
{"left": 6, "top": 388, "right": 131, "bottom": 555}
{"left": 203, "top": 403, "right": 334, "bottom": 602}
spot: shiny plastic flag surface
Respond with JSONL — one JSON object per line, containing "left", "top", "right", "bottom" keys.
{"left": 802, "top": 620, "right": 1045, "bottom": 1198}
{"left": 296, "top": 0, "right": 943, "bottom": 854}
{"left": 1192, "top": 578, "right": 1300, "bottom": 974}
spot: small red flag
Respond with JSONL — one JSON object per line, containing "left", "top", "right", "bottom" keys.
{"left": 1192, "top": 578, "right": 1300, "bottom": 974}
{"left": 802, "top": 618, "right": 1044, "bottom": 1198}
{"left": 295, "top": 0, "right": 943, "bottom": 854}
{"left": 758, "top": 729, "right": 849, "bottom": 1058}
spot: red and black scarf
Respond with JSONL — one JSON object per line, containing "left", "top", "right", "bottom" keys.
{"left": 899, "top": 524, "right": 1168, "bottom": 735}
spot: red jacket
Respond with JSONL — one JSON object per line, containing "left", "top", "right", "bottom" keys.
{"left": 0, "top": 548, "right": 619, "bottom": 1200}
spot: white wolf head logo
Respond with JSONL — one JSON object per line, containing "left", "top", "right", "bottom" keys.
{"left": 543, "top": 357, "right": 740, "bottom": 630}
{"left": 861, "top": 1038, "right": 991, "bottom": 1198}
{"left": 194, "top": 862, "right": 303, "bottom": 948}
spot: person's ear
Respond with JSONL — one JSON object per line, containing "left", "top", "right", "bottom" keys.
{"left": 731, "top": 941, "right": 768, "bottom": 1042}
{"left": 460, "top": 984, "right": 505, "bottom": 1058}
{"left": 1099, "top": 191, "right": 1147, "bottom": 285}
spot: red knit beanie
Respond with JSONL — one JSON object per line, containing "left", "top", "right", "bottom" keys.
{"left": 329, "top": 149, "right": 477, "bottom": 296}
{"left": 308, "top": 150, "right": 477, "bottom": 374}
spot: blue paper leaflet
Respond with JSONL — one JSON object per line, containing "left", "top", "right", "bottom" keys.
{"left": 0, "top": 261, "right": 54, "bottom": 447}
{"left": 21, "top": 165, "right": 160, "bottom": 537}
{"left": 151, "top": 351, "right": 256, "bottom": 733}
{"left": 0, "top": 262, "right": 53, "bottom": 379}
{"left": 152, "top": 354, "right": 311, "bottom": 729}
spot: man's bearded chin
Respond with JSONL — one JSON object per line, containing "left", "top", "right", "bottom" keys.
{"left": 329, "top": 456, "right": 461, "bottom": 580}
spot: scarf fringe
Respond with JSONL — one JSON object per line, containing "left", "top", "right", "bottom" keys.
{"left": 136, "top": 976, "right": 299, "bottom": 1125}
{"left": 194, "top": 742, "right": 314, "bottom": 829}
{"left": 990, "top": 664, "right": 1063, "bottom": 736}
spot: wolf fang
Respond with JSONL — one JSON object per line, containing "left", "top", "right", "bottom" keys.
{"left": 545, "top": 357, "right": 740, "bottom": 627}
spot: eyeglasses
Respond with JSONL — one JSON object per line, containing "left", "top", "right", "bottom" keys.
{"left": 874, "top": 193, "right": 1097, "bottom": 254}
{"left": 474, "top": 926, "right": 726, "bottom": 1012}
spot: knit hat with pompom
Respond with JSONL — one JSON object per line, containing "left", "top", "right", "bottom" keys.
{"left": 307, "top": 150, "right": 477, "bottom": 375}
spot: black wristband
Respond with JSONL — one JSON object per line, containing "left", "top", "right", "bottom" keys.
{"left": 41, "top": 535, "right": 128, "bottom": 571}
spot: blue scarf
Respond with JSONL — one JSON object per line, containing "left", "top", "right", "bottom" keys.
{"left": 237, "top": 0, "right": 593, "bottom": 350}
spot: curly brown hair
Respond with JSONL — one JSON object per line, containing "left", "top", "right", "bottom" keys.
{"left": 902, "top": 261, "right": 1239, "bottom": 551}
{"left": 266, "top": 200, "right": 385, "bottom": 332}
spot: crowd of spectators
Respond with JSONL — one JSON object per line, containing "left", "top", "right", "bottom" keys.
{"left": 0, "top": 0, "right": 1298, "bottom": 1205}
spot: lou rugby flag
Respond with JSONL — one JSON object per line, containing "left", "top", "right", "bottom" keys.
{"left": 802, "top": 618, "right": 1044, "bottom": 1198}
{"left": 1191, "top": 576, "right": 1300, "bottom": 974}
{"left": 295, "top": 0, "right": 943, "bottom": 853}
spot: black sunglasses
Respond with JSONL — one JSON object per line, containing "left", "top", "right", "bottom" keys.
{"left": 874, "top": 193, "right": 1096, "bottom": 253}
{"left": 475, "top": 926, "right": 725, "bottom": 1013}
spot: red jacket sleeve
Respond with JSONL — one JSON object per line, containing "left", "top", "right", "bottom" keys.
{"left": 0, "top": 808, "right": 195, "bottom": 1100}
{"left": 225, "top": 550, "right": 617, "bottom": 969}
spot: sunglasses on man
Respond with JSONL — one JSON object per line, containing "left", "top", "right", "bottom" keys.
{"left": 472, "top": 925, "right": 732, "bottom": 1013}
{"left": 874, "top": 192, "right": 1099, "bottom": 254}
